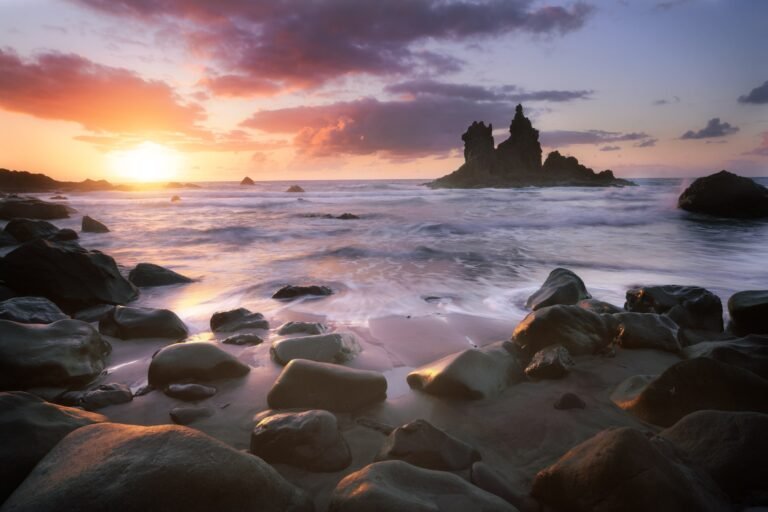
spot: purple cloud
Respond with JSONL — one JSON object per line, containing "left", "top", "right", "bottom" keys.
{"left": 386, "top": 80, "right": 593, "bottom": 103}
{"left": 738, "top": 80, "right": 768, "bottom": 105}
{"left": 680, "top": 118, "right": 739, "bottom": 140}
{"left": 541, "top": 129, "right": 649, "bottom": 147}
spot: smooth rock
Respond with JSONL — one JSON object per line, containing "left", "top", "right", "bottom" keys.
{"left": 286, "top": 185, "right": 304, "bottom": 192}
{"left": 99, "top": 305, "right": 188, "bottom": 340}
{"left": 273, "top": 284, "right": 333, "bottom": 300}
{"left": 678, "top": 170, "right": 768, "bottom": 218}
{"left": 4, "top": 218, "right": 60, "bottom": 242}
{"left": 164, "top": 383, "right": 217, "bottom": 401}
{"left": 624, "top": 284, "right": 723, "bottom": 333}
{"left": 613, "top": 312, "right": 681, "bottom": 353}
{"left": 471, "top": 462, "right": 541, "bottom": 512}
{"left": 525, "top": 268, "right": 590, "bottom": 310}
{"left": 73, "top": 304, "right": 116, "bottom": 323}
{"left": 0, "top": 296, "right": 68, "bottom": 324}
{"left": 128, "top": 262, "right": 192, "bottom": 287}
{"left": 210, "top": 307, "right": 268, "bottom": 332}
{"left": 221, "top": 333, "right": 263, "bottom": 345}
{"left": 276, "top": 321, "right": 327, "bottom": 335}
{"left": 148, "top": 342, "right": 250, "bottom": 387}
{"left": 81, "top": 215, "right": 109, "bottom": 233}
{"left": 270, "top": 332, "right": 361, "bottom": 365}
{"left": 683, "top": 335, "right": 768, "bottom": 379}
{"left": 511, "top": 304, "right": 615, "bottom": 356}
{"left": 554, "top": 392, "right": 586, "bottom": 410}
{"left": 52, "top": 228, "right": 78, "bottom": 241}
{"left": 0, "top": 197, "right": 70, "bottom": 220}
{"left": 0, "top": 231, "right": 18, "bottom": 246}
{"left": 170, "top": 406, "right": 214, "bottom": 425}
{"left": 576, "top": 298, "right": 622, "bottom": 314}
{"left": 59, "top": 383, "right": 133, "bottom": 410}
{"left": 728, "top": 290, "right": 768, "bottom": 335}
{"left": 524, "top": 344, "right": 573, "bottom": 379}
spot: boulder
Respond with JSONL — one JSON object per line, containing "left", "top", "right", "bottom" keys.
{"left": 0, "top": 239, "right": 139, "bottom": 312}
{"left": 525, "top": 268, "right": 591, "bottom": 310}
{"left": 148, "top": 342, "right": 250, "bottom": 387}
{"left": 624, "top": 285, "right": 723, "bottom": 333}
{"left": 0, "top": 231, "right": 18, "bottom": 246}
{"left": 268, "top": 359, "right": 386, "bottom": 412}
{"left": 73, "top": 304, "right": 116, "bottom": 323}
{"left": 52, "top": 228, "right": 78, "bottom": 241}
{"left": 511, "top": 305, "right": 615, "bottom": 356}
{"left": 286, "top": 185, "right": 305, "bottom": 192}
{"left": 209, "top": 307, "right": 268, "bottom": 332}
{"left": 272, "top": 284, "right": 333, "bottom": 300}
{"left": 678, "top": 170, "right": 768, "bottom": 218}
{"left": 276, "top": 321, "right": 327, "bottom": 335}
{"left": 59, "top": 383, "right": 133, "bottom": 411}
{"left": 531, "top": 427, "right": 729, "bottom": 512}
{"left": 0, "top": 296, "right": 68, "bottom": 324}
{"left": 81, "top": 215, "right": 109, "bottom": 233}
{"left": 375, "top": 419, "right": 480, "bottom": 471}
{"left": 329, "top": 460, "right": 516, "bottom": 512}
{"left": 4, "top": 218, "right": 60, "bottom": 242}
{"left": 270, "top": 332, "right": 361, "bottom": 365}
{"left": 613, "top": 312, "right": 681, "bottom": 353}
{"left": 251, "top": 409, "right": 351, "bottom": 472}
{"left": 240, "top": 176, "right": 255, "bottom": 185}
{"left": 1, "top": 423, "right": 312, "bottom": 512}
{"left": 407, "top": 342, "right": 523, "bottom": 400}
{"left": 0, "top": 392, "right": 105, "bottom": 503}
{"left": 170, "top": 406, "right": 214, "bottom": 425}
{"left": 554, "top": 392, "right": 586, "bottom": 410}
{"left": 576, "top": 298, "right": 622, "bottom": 314}
{"left": 618, "top": 357, "right": 768, "bottom": 427}
{"left": 0, "top": 196, "right": 70, "bottom": 220}
{"left": 470, "top": 462, "right": 541, "bottom": 512}
{"left": 128, "top": 263, "right": 192, "bottom": 287}
{"left": 683, "top": 335, "right": 768, "bottom": 379}
{"left": 524, "top": 345, "right": 573, "bottom": 379}
{"left": 164, "top": 383, "right": 217, "bottom": 401}
{"left": 728, "top": 290, "right": 768, "bottom": 335}
{"left": 0, "top": 319, "right": 111, "bottom": 391}
{"left": 99, "top": 305, "right": 188, "bottom": 340}
{"left": 221, "top": 333, "right": 263, "bottom": 345}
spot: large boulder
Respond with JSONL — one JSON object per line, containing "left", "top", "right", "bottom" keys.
{"left": 0, "top": 239, "right": 138, "bottom": 312}
{"left": 81, "top": 215, "right": 109, "bottom": 233}
{"left": 511, "top": 305, "right": 615, "bottom": 356}
{"left": 270, "top": 332, "right": 361, "bottom": 365}
{"left": 147, "top": 342, "right": 250, "bottom": 387}
{"left": 268, "top": 359, "right": 386, "bottom": 412}
{"left": 0, "top": 296, "right": 68, "bottom": 324}
{"left": 0, "top": 319, "right": 111, "bottom": 391}
{"left": 1, "top": 423, "right": 312, "bottom": 512}
{"left": 251, "top": 409, "right": 351, "bottom": 472}
{"left": 660, "top": 410, "right": 768, "bottom": 503}
{"left": 525, "top": 268, "right": 590, "bottom": 311}
{"left": 272, "top": 284, "right": 333, "bottom": 300}
{"left": 678, "top": 170, "right": 768, "bottom": 218}
{"left": 329, "top": 460, "right": 516, "bottom": 512}
{"left": 683, "top": 335, "right": 768, "bottom": 379}
{"left": 375, "top": 419, "right": 480, "bottom": 471}
{"left": 0, "top": 392, "right": 106, "bottom": 503}
{"left": 728, "top": 290, "right": 768, "bottom": 335}
{"left": 0, "top": 197, "right": 70, "bottom": 220}
{"left": 209, "top": 307, "right": 268, "bottom": 332}
{"left": 613, "top": 312, "right": 681, "bottom": 353}
{"left": 624, "top": 285, "right": 723, "bottom": 333}
{"left": 128, "top": 263, "right": 192, "bottom": 287}
{"left": 524, "top": 345, "right": 573, "bottom": 379}
{"left": 407, "top": 342, "right": 523, "bottom": 400}
{"left": 4, "top": 218, "right": 60, "bottom": 242}
{"left": 531, "top": 427, "right": 729, "bottom": 512}
{"left": 99, "top": 306, "right": 188, "bottom": 340}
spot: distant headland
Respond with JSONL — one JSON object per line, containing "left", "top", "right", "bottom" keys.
{"left": 430, "top": 104, "right": 633, "bottom": 189}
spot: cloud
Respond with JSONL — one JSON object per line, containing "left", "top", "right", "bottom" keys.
{"left": 197, "top": 74, "right": 281, "bottom": 97}
{"left": 72, "top": 0, "right": 594, "bottom": 94}
{"left": 745, "top": 131, "right": 768, "bottom": 157}
{"left": 635, "top": 138, "right": 658, "bottom": 147}
{"left": 600, "top": 145, "right": 621, "bottom": 152}
{"left": 738, "top": 80, "right": 768, "bottom": 104}
{"left": 540, "top": 129, "right": 649, "bottom": 147}
{"left": 680, "top": 118, "right": 739, "bottom": 139}
{"left": 655, "top": 0, "right": 692, "bottom": 10}
{"left": 653, "top": 96, "right": 680, "bottom": 106}
{"left": 385, "top": 80, "right": 593, "bottom": 103}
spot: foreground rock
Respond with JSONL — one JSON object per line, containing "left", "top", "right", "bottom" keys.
{"left": 524, "top": 345, "right": 573, "bottom": 379}
{"left": 268, "top": 359, "right": 386, "bottom": 412}
{"left": 0, "top": 196, "right": 70, "bottom": 220}
{"left": 148, "top": 342, "right": 250, "bottom": 387}
{"left": 511, "top": 304, "right": 614, "bottom": 356}
{"left": 99, "top": 306, "right": 188, "bottom": 340}
{"left": 684, "top": 334, "right": 768, "bottom": 379}
{"left": 59, "top": 383, "right": 133, "bottom": 411}
{"left": 0, "top": 297, "right": 68, "bottom": 324}
{"left": 273, "top": 284, "right": 333, "bottom": 300}
{"left": 0, "top": 392, "right": 105, "bottom": 503}
{"left": 164, "top": 383, "right": 217, "bottom": 401}
{"left": 375, "top": 419, "right": 480, "bottom": 471}
{"left": 251, "top": 409, "right": 351, "bottom": 472}
{"left": 577, "top": 299, "right": 622, "bottom": 314}
{"left": 170, "top": 406, "right": 214, "bottom": 425}
{"left": 531, "top": 427, "right": 729, "bottom": 512}
{"left": 0, "top": 319, "right": 110, "bottom": 390}
{"left": 613, "top": 312, "right": 681, "bottom": 353}
{"left": 1, "top": 423, "right": 312, "bottom": 512}
{"left": 525, "top": 268, "right": 590, "bottom": 310}
{"left": 678, "top": 170, "right": 768, "bottom": 218}
{"left": 4, "top": 218, "right": 60, "bottom": 242}
{"left": 128, "top": 263, "right": 192, "bottom": 287}
{"left": 329, "top": 460, "right": 515, "bottom": 512}
{"left": 240, "top": 176, "right": 255, "bottom": 185}
{"left": 271, "top": 332, "right": 361, "bottom": 365}
{"left": 81, "top": 215, "right": 109, "bottom": 233}
{"left": 625, "top": 284, "right": 723, "bottom": 334}
{"left": 276, "top": 321, "right": 327, "bottom": 335}
{"left": 210, "top": 307, "right": 268, "bottom": 332}
{"left": 471, "top": 462, "right": 540, "bottom": 512}
{"left": 407, "top": 342, "right": 523, "bottom": 400}
{"left": 0, "top": 240, "right": 138, "bottom": 312}
{"left": 286, "top": 185, "right": 305, "bottom": 192}
{"left": 728, "top": 290, "right": 768, "bottom": 335}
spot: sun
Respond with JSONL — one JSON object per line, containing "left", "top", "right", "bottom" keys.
{"left": 107, "top": 142, "right": 182, "bottom": 182}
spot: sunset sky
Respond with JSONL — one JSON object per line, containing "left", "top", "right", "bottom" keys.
{"left": 1, "top": 0, "right": 766, "bottom": 183}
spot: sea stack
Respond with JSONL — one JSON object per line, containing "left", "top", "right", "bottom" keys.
{"left": 240, "top": 177, "right": 255, "bottom": 186}
{"left": 678, "top": 170, "right": 768, "bottom": 218}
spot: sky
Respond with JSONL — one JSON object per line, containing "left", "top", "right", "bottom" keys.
{"left": 0, "top": 0, "right": 766, "bottom": 183}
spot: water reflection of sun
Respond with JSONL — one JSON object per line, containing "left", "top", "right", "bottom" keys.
{"left": 107, "top": 142, "right": 181, "bottom": 182}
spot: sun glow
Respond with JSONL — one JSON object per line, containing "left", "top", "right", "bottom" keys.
{"left": 107, "top": 141, "right": 182, "bottom": 182}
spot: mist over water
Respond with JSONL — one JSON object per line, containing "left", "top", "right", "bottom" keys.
{"left": 30, "top": 178, "right": 768, "bottom": 333}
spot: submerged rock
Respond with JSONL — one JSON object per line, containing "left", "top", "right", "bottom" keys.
{"left": 164, "top": 383, "right": 217, "bottom": 401}
{"left": 337, "top": 212, "right": 359, "bottom": 220}
{"left": 678, "top": 170, "right": 768, "bottom": 218}
{"left": 728, "top": 290, "right": 768, "bottom": 335}
{"left": 99, "top": 306, "right": 188, "bottom": 340}
{"left": 0, "top": 296, "right": 68, "bottom": 324}
{"left": 511, "top": 304, "right": 615, "bottom": 356}
{"left": 81, "top": 215, "right": 109, "bottom": 233}
{"left": 240, "top": 176, "right": 255, "bottom": 185}
{"left": 272, "top": 284, "right": 333, "bottom": 300}
{"left": 270, "top": 332, "right": 361, "bottom": 365}
{"left": 624, "top": 284, "right": 723, "bottom": 334}
{"left": 221, "top": 333, "right": 263, "bottom": 345}
{"left": 526, "top": 268, "right": 591, "bottom": 311}
{"left": 1, "top": 423, "right": 312, "bottom": 512}
{"left": 286, "top": 185, "right": 304, "bottom": 192}
{"left": 0, "top": 196, "right": 70, "bottom": 220}
{"left": 554, "top": 392, "right": 586, "bottom": 410}
{"left": 524, "top": 345, "right": 573, "bottom": 379}
{"left": 60, "top": 383, "right": 133, "bottom": 411}
{"left": 128, "top": 263, "right": 192, "bottom": 287}
{"left": 613, "top": 312, "right": 681, "bottom": 353}
{"left": 276, "top": 321, "right": 327, "bottom": 336}
{"left": 170, "top": 406, "right": 214, "bottom": 425}
{"left": 210, "top": 307, "right": 268, "bottom": 332}
{"left": 148, "top": 342, "right": 250, "bottom": 387}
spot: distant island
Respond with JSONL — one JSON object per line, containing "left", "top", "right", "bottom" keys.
{"left": 430, "top": 104, "right": 633, "bottom": 189}
{"left": 0, "top": 168, "right": 201, "bottom": 192}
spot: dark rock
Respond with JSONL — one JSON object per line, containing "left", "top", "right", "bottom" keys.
{"left": 0, "top": 239, "right": 138, "bottom": 312}
{"left": 728, "top": 290, "right": 768, "bottom": 335}
{"left": 148, "top": 342, "right": 250, "bottom": 387}
{"left": 60, "top": 383, "right": 133, "bottom": 410}
{"left": 240, "top": 176, "right": 255, "bottom": 185}
{"left": 272, "top": 284, "right": 333, "bottom": 300}
{"left": 210, "top": 307, "right": 268, "bottom": 332}
{"left": 554, "top": 392, "right": 586, "bottom": 410}
{"left": 268, "top": 359, "right": 386, "bottom": 412}
{"left": 330, "top": 460, "right": 515, "bottom": 512}
{"left": 1, "top": 423, "right": 312, "bottom": 512}
{"left": 524, "top": 345, "right": 573, "bottom": 379}
{"left": 613, "top": 312, "right": 681, "bottom": 353}
{"left": 99, "top": 305, "right": 188, "bottom": 340}
{"left": 407, "top": 342, "right": 524, "bottom": 400}
{"left": 0, "top": 319, "right": 111, "bottom": 390}
{"left": 270, "top": 332, "right": 361, "bottom": 365}
{"left": 683, "top": 335, "right": 768, "bottom": 380}
{"left": 0, "top": 196, "right": 70, "bottom": 220}
{"left": 470, "top": 462, "right": 541, "bottom": 512}
{"left": 511, "top": 304, "right": 615, "bottom": 356}
{"left": 526, "top": 268, "right": 591, "bottom": 311}
{"left": 577, "top": 298, "right": 622, "bottom": 314}
{"left": 337, "top": 213, "right": 359, "bottom": 219}
{"left": 73, "top": 304, "right": 115, "bottom": 323}
{"left": 0, "top": 168, "right": 115, "bottom": 193}
{"left": 221, "top": 333, "right": 263, "bottom": 345}
{"left": 542, "top": 151, "right": 626, "bottom": 186}
{"left": 169, "top": 406, "right": 214, "bottom": 425}
{"left": 49, "top": 195, "right": 67, "bottom": 200}
{"left": 251, "top": 409, "right": 351, "bottom": 472}
{"left": 375, "top": 419, "right": 480, "bottom": 471}
{"left": 4, "top": 218, "right": 60, "bottom": 242}
{"left": 81, "top": 215, "right": 109, "bottom": 233}
{"left": 0, "top": 284, "right": 17, "bottom": 301}
{"left": 678, "top": 170, "right": 768, "bottom": 218}
{"left": 620, "top": 357, "right": 768, "bottom": 427}
{"left": 286, "top": 185, "right": 304, "bottom": 192}
{"left": 165, "top": 182, "right": 201, "bottom": 189}
{"left": 276, "top": 321, "right": 327, "bottom": 335}
{"left": 625, "top": 284, "right": 723, "bottom": 333}
{"left": 0, "top": 296, "right": 68, "bottom": 324}
{"left": 164, "top": 383, "right": 217, "bottom": 401}
{"left": 128, "top": 262, "right": 192, "bottom": 287}
{"left": 170, "top": 195, "right": 181, "bottom": 202}
{"left": 0, "top": 230, "right": 18, "bottom": 246}
{"left": 51, "top": 228, "right": 78, "bottom": 241}
{"left": 0, "top": 391, "right": 105, "bottom": 503}
{"left": 531, "top": 427, "right": 729, "bottom": 512}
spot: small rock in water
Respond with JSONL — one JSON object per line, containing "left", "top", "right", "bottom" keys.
{"left": 276, "top": 321, "right": 326, "bottom": 336}
{"left": 221, "top": 333, "right": 263, "bottom": 346}
{"left": 49, "top": 195, "right": 67, "bottom": 200}
{"left": 210, "top": 307, "right": 268, "bottom": 332}
{"left": 240, "top": 176, "right": 255, "bottom": 185}
{"left": 525, "top": 344, "right": 574, "bottom": 380}
{"left": 336, "top": 213, "right": 359, "bottom": 219}
{"left": 272, "top": 284, "right": 333, "bottom": 300}
{"left": 169, "top": 406, "right": 214, "bottom": 425}
{"left": 148, "top": 342, "right": 250, "bottom": 387}
{"left": 164, "top": 383, "right": 217, "bottom": 401}
{"left": 678, "top": 169, "right": 768, "bottom": 218}
{"left": 170, "top": 195, "right": 181, "bottom": 202}
{"left": 526, "top": 267, "right": 591, "bottom": 311}
{"left": 270, "top": 332, "right": 361, "bottom": 365}
{"left": 60, "top": 383, "right": 133, "bottom": 411}
{"left": 81, "top": 215, "right": 109, "bottom": 233}
{"left": 128, "top": 262, "right": 192, "bottom": 287}
{"left": 554, "top": 392, "right": 586, "bottom": 410}
{"left": 285, "top": 185, "right": 304, "bottom": 192}
{"left": 99, "top": 305, "right": 188, "bottom": 340}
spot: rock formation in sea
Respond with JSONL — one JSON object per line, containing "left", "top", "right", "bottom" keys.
{"left": 678, "top": 170, "right": 768, "bottom": 218}
{"left": 240, "top": 176, "right": 255, "bottom": 185}
{"left": 430, "top": 104, "right": 632, "bottom": 188}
